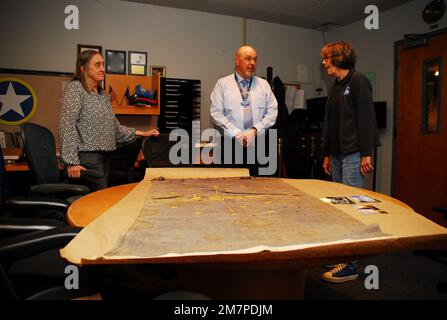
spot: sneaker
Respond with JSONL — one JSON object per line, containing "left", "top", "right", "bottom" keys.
{"left": 322, "top": 263, "right": 358, "bottom": 283}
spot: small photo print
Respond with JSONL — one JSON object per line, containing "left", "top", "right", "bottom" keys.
{"left": 355, "top": 205, "right": 388, "bottom": 215}
{"left": 350, "top": 195, "right": 380, "bottom": 203}
{"left": 321, "top": 197, "right": 355, "bottom": 204}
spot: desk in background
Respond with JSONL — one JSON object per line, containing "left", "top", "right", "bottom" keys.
{"left": 3, "top": 148, "right": 27, "bottom": 171}
{"left": 5, "top": 162, "right": 29, "bottom": 172}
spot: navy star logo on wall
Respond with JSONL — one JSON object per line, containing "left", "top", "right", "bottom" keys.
{"left": 0, "top": 78, "right": 37, "bottom": 125}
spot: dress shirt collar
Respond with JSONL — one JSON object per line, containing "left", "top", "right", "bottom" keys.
{"left": 234, "top": 71, "right": 253, "bottom": 83}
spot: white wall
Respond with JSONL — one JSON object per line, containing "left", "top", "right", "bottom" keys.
{"left": 247, "top": 19, "right": 324, "bottom": 100}
{"left": 0, "top": 0, "right": 322, "bottom": 132}
{"left": 325, "top": 0, "right": 447, "bottom": 195}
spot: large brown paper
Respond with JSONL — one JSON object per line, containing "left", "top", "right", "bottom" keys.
{"left": 60, "top": 168, "right": 447, "bottom": 265}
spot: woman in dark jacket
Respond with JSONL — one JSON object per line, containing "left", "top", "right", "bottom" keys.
{"left": 320, "top": 41, "right": 379, "bottom": 284}
{"left": 321, "top": 41, "right": 378, "bottom": 188}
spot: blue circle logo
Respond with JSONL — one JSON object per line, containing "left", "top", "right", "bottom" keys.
{"left": 0, "top": 78, "right": 37, "bottom": 125}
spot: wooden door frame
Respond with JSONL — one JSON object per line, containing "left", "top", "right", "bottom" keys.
{"left": 391, "top": 27, "right": 447, "bottom": 197}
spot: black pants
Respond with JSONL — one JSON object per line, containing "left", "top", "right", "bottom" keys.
{"left": 69, "top": 151, "right": 111, "bottom": 192}
{"left": 214, "top": 136, "right": 261, "bottom": 176}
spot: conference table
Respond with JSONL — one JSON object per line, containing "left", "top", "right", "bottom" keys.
{"left": 64, "top": 169, "right": 447, "bottom": 299}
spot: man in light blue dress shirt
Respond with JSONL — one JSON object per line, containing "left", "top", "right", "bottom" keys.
{"left": 210, "top": 46, "right": 278, "bottom": 175}
{"left": 211, "top": 45, "right": 278, "bottom": 145}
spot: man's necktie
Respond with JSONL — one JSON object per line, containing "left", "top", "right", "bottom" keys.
{"left": 241, "top": 80, "right": 253, "bottom": 129}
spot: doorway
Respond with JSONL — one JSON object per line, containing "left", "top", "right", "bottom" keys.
{"left": 393, "top": 28, "right": 447, "bottom": 226}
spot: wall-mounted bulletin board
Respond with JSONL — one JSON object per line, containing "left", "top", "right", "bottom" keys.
{"left": 0, "top": 69, "right": 72, "bottom": 146}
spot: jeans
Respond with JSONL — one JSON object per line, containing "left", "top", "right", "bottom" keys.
{"left": 328, "top": 152, "right": 362, "bottom": 274}
{"left": 330, "top": 152, "right": 364, "bottom": 188}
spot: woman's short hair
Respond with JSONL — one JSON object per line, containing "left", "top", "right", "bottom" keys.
{"left": 72, "top": 50, "right": 103, "bottom": 92}
{"left": 321, "top": 41, "right": 357, "bottom": 70}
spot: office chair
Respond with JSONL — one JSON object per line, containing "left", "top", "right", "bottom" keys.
{"left": 108, "top": 137, "right": 144, "bottom": 187}
{"left": 142, "top": 133, "right": 190, "bottom": 168}
{"left": 1, "top": 156, "right": 97, "bottom": 300}
{"left": 1, "top": 146, "right": 71, "bottom": 223}
{"left": 0, "top": 225, "right": 102, "bottom": 300}
{"left": 0, "top": 216, "right": 65, "bottom": 241}
{"left": 0, "top": 221, "right": 209, "bottom": 300}
{"left": 2, "top": 150, "right": 206, "bottom": 300}
{"left": 20, "top": 123, "right": 89, "bottom": 202}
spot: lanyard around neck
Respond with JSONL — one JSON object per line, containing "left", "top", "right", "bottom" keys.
{"left": 234, "top": 73, "right": 253, "bottom": 103}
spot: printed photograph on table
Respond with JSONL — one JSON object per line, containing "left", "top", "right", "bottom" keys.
{"left": 150, "top": 65, "right": 166, "bottom": 77}
{"left": 77, "top": 44, "right": 102, "bottom": 55}
{"left": 321, "top": 197, "right": 355, "bottom": 204}
{"left": 350, "top": 195, "right": 380, "bottom": 203}
{"left": 355, "top": 205, "right": 388, "bottom": 214}
{"left": 128, "top": 51, "right": 147, "bottom": 76}
{"left": 105, "top": 50, "right": 126, "bottom": 75}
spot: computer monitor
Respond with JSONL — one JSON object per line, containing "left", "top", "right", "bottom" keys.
{"left": 374, "top": 101, "right": 387, "bottom": 129}
{"left": 306, "top": 97, "right": 327, "bottom": 122}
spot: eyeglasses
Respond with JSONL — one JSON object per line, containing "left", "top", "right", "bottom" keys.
{"left": 322, "top": 53, "right": 340, "bottom": 62}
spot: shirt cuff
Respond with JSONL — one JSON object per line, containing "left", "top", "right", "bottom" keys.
{"left": 229, "top": 127, "right": 242, "bottom": 137}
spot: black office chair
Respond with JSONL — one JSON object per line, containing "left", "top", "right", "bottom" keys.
{"left": 142, "top": 133, "right": 190, "bottom": 168}
{"left": 2, "top": 149, "right": 206, "bottom": 300}
{"left": 0, "top": 225, "right": 102, "bottom": 300}
{"left": 1, "top": 146, "right": 71, "bottom": 223}
{"left": 108, "top": 137, "right": 144, "bottom": 187}
{"left": 1, "top": 154, "right": 97, "bottom": 299}
{"left": 20, "top": 123, "right": 89, "bottom": 202}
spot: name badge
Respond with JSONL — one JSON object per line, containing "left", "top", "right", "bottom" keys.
{"left": 241, "top": 100, "right": 250, "bottom": 107}
{"left": 343, "top": 85, "right": 350, "bottom": 96}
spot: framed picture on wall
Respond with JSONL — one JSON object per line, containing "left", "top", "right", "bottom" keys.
{"left": 77, "top": 44, "right": 102, "bottom": 55}
{"left": 105, "top": 50, "right": 126, "bottom": 74}
{"left": 150, "top": 65, "right": 166, "bottom": 77}
{"left": 128, "top": 51, "right": 147, "bottom": 76}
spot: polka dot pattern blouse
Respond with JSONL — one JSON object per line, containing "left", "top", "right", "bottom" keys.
{"left": 58, "top": 81, "right": 136, "bottom": 166}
